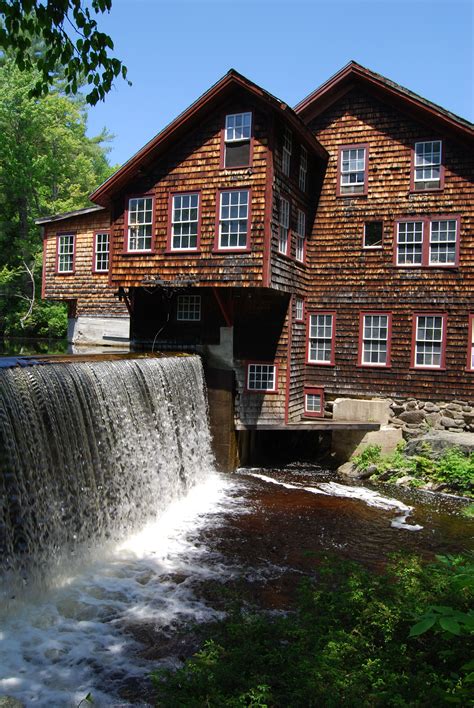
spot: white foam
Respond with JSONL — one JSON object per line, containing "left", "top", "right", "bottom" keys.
{"left": 0, "top": 474, "right": 237, "bottom": 708}
{"left": 245, "top": 472, "right": 423, "bottom": 531}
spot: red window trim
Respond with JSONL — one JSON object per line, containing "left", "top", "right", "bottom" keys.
{"left": 306, "top": 310, "right": 336, "bottom": 367}
{"left": 410, "top": 139, "right": 445, "bottom": 193}
{"left": 467, "top": 314, "right": 474, "bottom": 372}
{"left": 166, "top": 189, "right": 202, "bottom": 254}
{"left": 294, "top": 296, "right": 305, "bottom": 323}
{"left": 220, "top": 109, "right": 254, "bottom": 171}
{"left": 213, "top": 187, "right": 252, "bottom": 253}
{"left": 123, "top": 193, "right": 156, "bottom": 254}
{"left": 410, "top": 312, "right": 448, "bottom": 371}
{"left": 336, "top": 143, "right": 369, "bottom": 198}
{"left": 55, "top": 232, "right": 76, "bottom": 275}
{"left": 303, "top": 386, "right": 325, "bottom": 418}
{"left": 362, "top": 220, "right": 384, "bottom": 250}
{"left": 277, "top": 191, "right": 291, "bottom": 258}
{"left": 92, "top": 230, "right": 110, "bottom": 274}
{"left": 357, "top": 311, "right": 392, "bottom": 368}
{"left": 244, "top": 360, "right": 279, "bottom": 394}
{"left": 393, "top": 215, "right": 460, "bottom": 268}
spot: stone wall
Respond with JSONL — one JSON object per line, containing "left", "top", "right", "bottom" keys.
{"left": 389, "top": 398, "right": 474, "bottom": 439}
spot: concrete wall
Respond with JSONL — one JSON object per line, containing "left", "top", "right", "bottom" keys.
{"left": 68, "top": 315, "right": 130, "bottom": 346}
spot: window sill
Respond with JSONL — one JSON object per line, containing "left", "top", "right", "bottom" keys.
{"left": 336, "top": 191, "right": 368, "bottom": 199}
{"left": 409, "top": 366, "right": 446, "bottom": 371}
{"left": 221, "top": 164, "right": 252, "bottom": 172}
{"left": 165, "top": 249, "right": 200, "bottom": 255}
{"left": 55, "top": 271, "right": 75, "bottom": 276}
{"left": 122, "top": 249, "right": 155, "bottom": 255}
{"left": 302, "top": 412, "right": 325, "bottom": 419}
{"left": 306, "top": 361, "right": 335, "bottom": 367}
{"left": 357, "top": 363, "right": 392, "bottom": 369}
{"left": 244, "top": 388, "right": 279, "bottom": 395}
{"left": 410, "top": 187, "right": 444, "bottom": 194}
{"left": 212, "top": 247, "right": 251, "bottom": 254}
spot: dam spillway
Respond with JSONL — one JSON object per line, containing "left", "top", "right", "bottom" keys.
{"left": 0, "top": 355, "right": 214, "bottom": 590}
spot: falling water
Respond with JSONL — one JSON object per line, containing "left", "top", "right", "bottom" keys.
{"left": 0, "top": 355, "right": 214, "bottom": 595}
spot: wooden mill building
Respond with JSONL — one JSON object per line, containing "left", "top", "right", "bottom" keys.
{"left": 39, "top": 62, "right": 474, "bottom": 467}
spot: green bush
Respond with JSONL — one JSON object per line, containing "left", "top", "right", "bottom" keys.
{"left": 152, "top": 554, "right": 473, "bottom": 707}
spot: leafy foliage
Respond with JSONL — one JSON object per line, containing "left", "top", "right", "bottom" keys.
{"left": 0, "top": 0, "right": 129, "bottom": 104}
{"left": 152, "top": 554, "right": 473, "bottom": 707}
{"left": 0, "top": 55, "right": 114, "bottom": 336}
{"left": 353, "top": 443, "right": 474, "bottom": 497}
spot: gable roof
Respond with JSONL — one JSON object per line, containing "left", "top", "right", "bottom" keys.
{"left": 295, "top": 61, "right": 473, "bottom": 144}
{"left": 35, "top": 205, "right": 106, "bottom": 225}
{"left": 90, "top": 69, "right": 328, "bottom": 206}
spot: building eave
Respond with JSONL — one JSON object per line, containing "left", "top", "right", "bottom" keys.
{"left": 35, "top": 205, "right": 106, "bottom": 225}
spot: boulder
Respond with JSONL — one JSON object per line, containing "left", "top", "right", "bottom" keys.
{"left": 395, "top": 475, "right": 416, "bottom": 485}
{"left": 400, "top": 410, "right": 425, "bottom": 424}
{"left": 404, "top": 431, "right": 474, "bottom": 458}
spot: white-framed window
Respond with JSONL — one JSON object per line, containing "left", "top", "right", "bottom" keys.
{"left": 295, "top": 297, "right": 304, "bottom": 322}
{"left": 396, "top": 221, "right": 423, "bottom": 266}
{"left": 282, "top": 128, "right": 292, "bottom": 176}
{"left": 339, "top": 145, "right": 367, "bottom": 195}
{"left": 308, "top": 313, "right": 335, "bottom": 365}
{"left": 57, "top": 234, "right": 74, "bottom": 273}
{"left": 224, "top": 112, "right": 252, "bottom": 168}
{"left": 171, "top": 193, "right": 199, "bottom": 251}
{"left": 429, "top": 219, "right": 457, "bottom": 265}
{"left": 396, "top": 218, "right": 459, "bottom": 267}
{"left": 247, "top": 363, "right": 277, "bottom": 392}
{"left": 177, "top": 295, "right": 201, "bottom": 321}
{"left": 295, "top": 209, "right": 306, "bottom": 263}
{"left": 218, "top": 190, "right": 249, "bottom": 249}
{"left": 304, "top": 388, "right": 324, "bottom": 417}
{"left": 413, "top": 314, "right": 446, "bottom": 369}
{"left": 247, "top": 364, "right": 276, "bottom": 391}
{"left": 299, "top": 146, "right": 308, "bottom": 191}
{"left": 278, "top": 197, "right": 290, "bottom": 255}
{"left": 414, "top": 140, "right": 442, "bottom": 190}
{"left": 127, "top": 196, "right": 153, "bottom": 251}
{"left": 363, "top": 221, "right": 383, "bottom": 249}
{"left": 94, "top": 232, "right": 109, "bottom": 272}
{"left": 360, "top": 313, "right": 390, "bottom": 367}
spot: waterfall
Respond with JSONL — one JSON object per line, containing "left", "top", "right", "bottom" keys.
{"left": 0, "top": 355, "right": 214, "bottom": 593}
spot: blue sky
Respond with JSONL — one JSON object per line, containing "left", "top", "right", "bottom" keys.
{"left": 87, "top": 0, "right": 474, "bottom": 166}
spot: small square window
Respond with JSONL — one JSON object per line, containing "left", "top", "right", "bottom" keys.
{"left": 177, "top": 295, "right": 201, "bottom": 321}
{"left": 304, "top": 387, "right": 324, "bottom": 417}
{"left": 247, "top": 363, "right": 277, "bottom": 392}
{"left": 364, "top": 222, "right": 383, "bottom": 249}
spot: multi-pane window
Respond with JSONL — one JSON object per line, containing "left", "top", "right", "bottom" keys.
{"left": 304, "top": 387, "right": 324, "bottom": 417}
{"left": 177, "top": 295, "right": 201, "bottom": 321}
{"left": 364, "top": 221, "right": 383, "bottom": 249}
{"left": 396, "top": 218, "right": 459, "bottom": 267}
{"left": 94, "top": 232, "right": 109, "bottom": 272}
{"left": 429, "top": 220, "right": 457, "bottom": 265}
{"left": 396, "top": 221, "right": 423, "bottom": 265}
{"left": 339, "top": 145, "right": 367, "bottom": 195}
{"left": 278, "top": 197, "right": 290, "bottom": 255}
{"left": 360, "top": 313, "right": 390, "bottom": 367}
{"left": 171, "top": 193, "right": 199, "bottom": 251}
{"left": 247, "top": 363, "right": 277, "bottom": 392}
{"left": 413, "top": 314, "right": 446, "bottom": 368}
{"left": 282, "top": 128, "right": 292, "bottom": 176}
{"left": 218, "top": 190, "right": 249, "bottom": 249}
{"left": 57, "top": 234, "right": 74, "bottom": 273}
{"left": 414, "top": 140, "right": 442, "bottom": 190}
{"left": 127, "top": 197, "right": 153, "bottom": 251}
{"left": 224, "top": 112, "right": 252, "bottom": 168}
{"left": 299, "top": 146, "right": 308, "bottom": 191}
{"left": 308, "top": 313, "right": 335, "bottom": 365}
{"left": 295, "top": 209, "right": 306, "bottom": 262}
{"left": 295, "top": 297, "right": 304, "bottom": 322}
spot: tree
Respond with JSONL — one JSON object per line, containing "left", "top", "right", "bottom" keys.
{"left": 0, "top": 55, "right": 115, "bottom": 336}
{"left": 0, "top": 0, "right": 128, "bottom": 105}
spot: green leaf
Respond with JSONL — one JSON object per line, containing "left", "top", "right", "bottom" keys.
{"left": 439, "top": 617, "right": 461, "bottom": 635}
{"left": 409, "top": 617, "right": 436, "bottom": 637}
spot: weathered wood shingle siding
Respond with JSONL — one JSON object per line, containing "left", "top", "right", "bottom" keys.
{"left": 304, "top": 88, "right": 474, "bottom": 402}
{"left": 42, "top": 212, "right": 128, "bottom": 317}
{"left": 109, "top": 98, "right": 270, "bottom": 289}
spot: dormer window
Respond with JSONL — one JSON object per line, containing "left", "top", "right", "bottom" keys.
{"left": 413, "top": 140, "right": 443, "bottom": 191}
{"left": 224, "top": 112, "right": 252, "bottom": 168}
{"left": 338, "top": 144, "right": 368, "bottom": 196}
